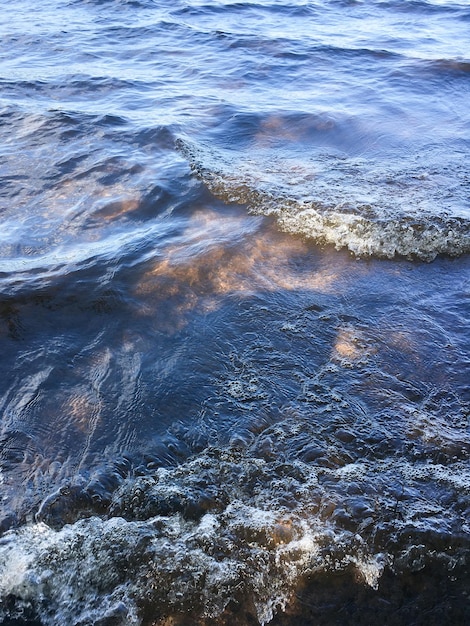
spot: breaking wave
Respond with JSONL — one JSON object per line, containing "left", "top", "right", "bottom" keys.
{"left": 1, "top": 405, "right": 469, "bottom": 625}
{"left": 178, "top": 138, "right": 470, "bottom": 261}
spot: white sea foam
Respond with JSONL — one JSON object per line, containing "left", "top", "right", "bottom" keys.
{"left": 0, "top": 449, "right": 468, "bottom": 625}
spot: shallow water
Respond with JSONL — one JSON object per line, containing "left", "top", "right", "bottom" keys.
{"left": 0, "top": 0, "right": 469, "bottom": 624}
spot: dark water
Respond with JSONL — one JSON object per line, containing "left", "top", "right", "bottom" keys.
{"left": 0, "top": 0, "right": 469, "bottom": 624}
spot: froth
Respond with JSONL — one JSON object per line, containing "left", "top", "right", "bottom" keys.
{"left": 177, "top": 139, "right": 470, "bottom": 261}
{"left": 0, "top": 447, "right": 468, "bottom": 625}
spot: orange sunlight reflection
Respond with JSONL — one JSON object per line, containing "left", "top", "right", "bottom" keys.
{"left": 134, "top": 209, "right": 349, "bottom": 331}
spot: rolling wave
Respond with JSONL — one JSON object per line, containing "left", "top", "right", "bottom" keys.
{"left": 178, "top": 138, "right": 470, "bottom": 261}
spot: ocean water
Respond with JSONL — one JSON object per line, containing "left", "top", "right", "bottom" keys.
{"left": 0, "top": 0, "right": 469, "bottom": 624}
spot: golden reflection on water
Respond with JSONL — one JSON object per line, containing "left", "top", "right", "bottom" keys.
{"left": 66, "top": 391, "right": 101, "bottom": 436}
{"left": 4, "top": 151, "right": 145, "bottom": 250}
{"left": 254, "top": 113, "right": 336, "bottom": 147}
{"left": 332, "top": 326, "right": 368, "bottom": 363}
{"left": 134, "top": 208, "right": 348, "bottom": 332}
{"left": 92, "top": 193, "right": 141, "bottom": 221}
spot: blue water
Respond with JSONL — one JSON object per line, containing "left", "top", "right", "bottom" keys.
{"left": 0, "top": 1, "right": 469, "bottom": 624}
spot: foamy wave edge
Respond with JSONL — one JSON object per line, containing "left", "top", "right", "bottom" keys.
{"left": 177, "top": 139, "right": 470, "bottom": 261}
{"left": 0, "top": 448, "right": 468, "bottom": 625}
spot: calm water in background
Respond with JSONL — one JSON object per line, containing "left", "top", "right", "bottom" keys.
{"left": 0, "top": 1, "right": 469, "bottom": 624}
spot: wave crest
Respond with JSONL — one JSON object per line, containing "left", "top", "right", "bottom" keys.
{"left": 178, "top": 138, "right": 470, "bottom": 261}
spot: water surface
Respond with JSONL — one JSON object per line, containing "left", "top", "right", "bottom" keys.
{"left": 0, "top": 0, "right": 469, "bottom": 624}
